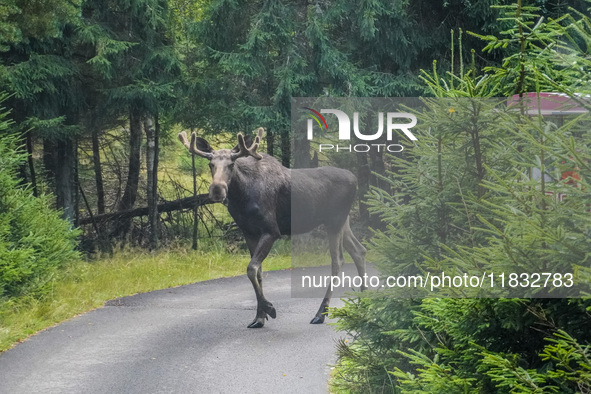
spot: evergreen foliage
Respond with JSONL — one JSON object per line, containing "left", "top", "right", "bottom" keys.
{"left": 189, "top": 0, "right": 519, "bottom": 162}
{"left": 0, "top": 0, "right": 81, "bottom": 50}
{"left": 0, "top": 104, "right": 80, "bottom": 298}
{"left": 80, "top": 0, "right": 181, "bottom": 116}
{"left": 331, "top": 3, "right": 591, "bottom": 392}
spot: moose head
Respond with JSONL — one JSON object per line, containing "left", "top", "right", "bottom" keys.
{"left": 178, "top": 128, "right": 265, "bottom": 202}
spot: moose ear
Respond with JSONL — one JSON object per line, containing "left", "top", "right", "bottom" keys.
{"left": 194, "top": 137, "right": 213, "bottom": 153}
{"left": 231, "top": 135, "right": 253, "bottom": 153}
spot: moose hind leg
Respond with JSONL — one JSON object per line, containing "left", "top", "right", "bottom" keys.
{"left": 343, "top": 217, "right": 367, "bottom": 290}
{"left": 311, "top": 228, "right": 345, "bottom": 324}
{"left": 246, "top": 233, "right": 278, "bottom": 328}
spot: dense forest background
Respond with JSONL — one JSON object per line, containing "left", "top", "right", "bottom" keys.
{"left": 2, "top": 0, "right": 591, "bottom": 392}
{"left": 1, "top": 0, "right": 574, "bottom": 251}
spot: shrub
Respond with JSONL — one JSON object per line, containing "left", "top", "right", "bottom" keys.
{"left": 0, "top": 120, "right": 80, "bottom": 298}
{"left": 330, "top": 5, "right": 591, "bottom": 392}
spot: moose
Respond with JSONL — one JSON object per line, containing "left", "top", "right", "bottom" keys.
{"left": 179, "top": 128, "right": 366, "bottom": 328}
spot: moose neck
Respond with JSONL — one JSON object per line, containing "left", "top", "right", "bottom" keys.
{"left": 225, "top": 156, "right": 262, "bottom": 201}
{"left": 225, "top": 154, "right": 289, "bottom": 205}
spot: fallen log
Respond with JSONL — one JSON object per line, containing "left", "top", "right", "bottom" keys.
{"left": 78, "top": 194, "right": 214, "bottom": 225}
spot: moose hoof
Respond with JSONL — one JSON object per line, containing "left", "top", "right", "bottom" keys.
{"left": 247, "top": 319, "right": 265, "bottom": 328}
{"left": 310, "top": 316, "right": 325, "bottom": 324}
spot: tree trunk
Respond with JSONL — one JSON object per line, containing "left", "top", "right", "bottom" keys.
{"left": 154, "top": 114, "right": 160, "bottom": 228}
{"left": 43, "top": 137, "right": 56, "bottom": 181}
{"left": 280, "top": 129, "right": 290, "bottom": 168}
{"left": 74, "top": 137, "right": 80, "bottom": 226}
{"left": 191, "top": 152, "right": 199, "bottom": 250}
{"left": 119, "top": 108, "right": 142, "bottom": 210}
{"left": 17, "top": 161, "right": 28, "bottom": 188}
{"left": 144, "top": 114, "right": 158, "bottom": 250}
{"left": 26, "top": 132, "right": 38, "bottom": 197}
{"left": 369, "top": 150, "right": 387, "bottom": 187}
{"left": 266, "top": 128, "right": 274, "bottom": 156}
{"left": 92, "top": 127, "right": 106, "bottom": 214}
{"left": 357, "top": 151, "right": 370, "bottom": 223}
{"left": 79, "top": 194, "right": 213, "bottom": 225}
{"left": 55, "top": 138, "right": 76, "bottom": 223}
{"left": 368, "top": 134, "right": 390, "bottom": 229}
{"left": 293, "top": 128, "right": 311, "bottom": 168}
{"left": 18, "top": 132, "right": 38, "bottom": 195}
{"left": 112, "top": 107, "right": 143, "bottom": 238}
{"left": 191, "top": 126, "right": 199, "bottom": 250}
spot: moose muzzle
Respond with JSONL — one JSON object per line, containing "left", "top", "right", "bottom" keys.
{"left": 209, "top": 182, "right": 228, "bottom": 202}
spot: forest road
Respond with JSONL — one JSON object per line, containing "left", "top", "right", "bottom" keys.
{"left": 0, "top": 266, "right": 356, "bottom": 394}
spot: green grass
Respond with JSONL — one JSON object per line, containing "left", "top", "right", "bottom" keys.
{"left": 0, "top": 246, "right": 291, "bottom": 353}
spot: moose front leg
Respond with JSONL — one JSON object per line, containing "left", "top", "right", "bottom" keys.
{"left": 245, "top": 233, "right": 278, "bottom": 328}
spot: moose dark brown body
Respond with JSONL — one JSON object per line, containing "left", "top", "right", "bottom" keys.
{"left": 179, "top": 128, "right": 366, "bottom": 328}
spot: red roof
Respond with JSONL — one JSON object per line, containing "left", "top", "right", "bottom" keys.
{"left": 508, "top": 92, "right": 590, "bottom": 116}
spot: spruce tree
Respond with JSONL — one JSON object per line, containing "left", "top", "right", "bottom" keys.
{"left": 331, "top": 3, "right": 591, "bottom": 392}
{"left": 1, "top": 2, "right": 84, "bottom": 223}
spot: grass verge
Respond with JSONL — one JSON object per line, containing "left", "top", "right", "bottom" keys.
{"left": 0, "top": 246, "right": 291, "bottom": 353}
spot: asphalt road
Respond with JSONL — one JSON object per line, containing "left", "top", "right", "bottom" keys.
{"left": 0, "top": 268, "right": 355, "bottom": 394}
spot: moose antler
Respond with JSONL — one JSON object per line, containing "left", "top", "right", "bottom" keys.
{"left": 178, "top": 131, "right": 213, "bottom": 160}
{"left": 178, "top": 131, "right": 191, "bottom": 149}
{"left": 231, "top": 127, "right": 264, "bottom": 160}
{"left": 254, "top": 127, "right": 265, "bottom": 141}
